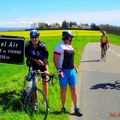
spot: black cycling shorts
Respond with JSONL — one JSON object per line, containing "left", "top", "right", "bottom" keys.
{"left": 101, "top": 44, "right": 107, "bottom": 50}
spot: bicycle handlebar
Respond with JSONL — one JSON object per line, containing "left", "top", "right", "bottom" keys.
{"left": 35, "top": 71, "right": 54, "bottom": 82}
{"left": 26, "top": 69, "right": 54, "bottom": 83}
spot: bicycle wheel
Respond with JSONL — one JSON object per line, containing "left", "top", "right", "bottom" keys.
{"left": 104, "top": 51, "right": 106, "bottom": 61}
{"left": 24, "top": 88, "right": 48, "bottom": 120}
{"left": 24, "top": 88, "right": 33, "bottom": 115}
{"left": 115, "top": 80, "right": 120, "bottom": 90}
{"left": 22, "top": 78, "right": 28, "bottom": 103}
{"left": 101, "top": 49, "right": 106, "bottom": 61}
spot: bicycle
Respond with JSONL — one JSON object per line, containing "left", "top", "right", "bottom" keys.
{"left": 115, "top": 80, "right": 120, "bottom": 90}
{"left": 22, "top": 67, "right": 54, "bottom": 120}
{"left": 101, "top": 44, "right": 108, "bottom": 61}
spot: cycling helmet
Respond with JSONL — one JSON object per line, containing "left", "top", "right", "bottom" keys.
{"left": 30, "top": 30, "right": 40, "bottom": 38}
{"left": 102, "top": 31, "right": 106, "bottom": 35}
{"left": 62, "top": 30, "right": 74, "bottom": 39}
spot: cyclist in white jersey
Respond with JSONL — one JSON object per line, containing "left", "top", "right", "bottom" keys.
{"left": 53, "top": 30, "right": 82, "bottom": 116}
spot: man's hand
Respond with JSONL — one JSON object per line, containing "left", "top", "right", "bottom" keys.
{"left": 44, "top": 70, "right": 49, "bottom": 76}
{"left": 74, "top": 66, "right": 78, "bottom": 73}
{"left": 58, "top": 69, "right": 64, "bottom": 78}
{"left": 36, "top": 59, "right": 44, "bottom": 66}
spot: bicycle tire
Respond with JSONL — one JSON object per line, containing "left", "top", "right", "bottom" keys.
{"left": 101, "top": 49, "right": 104, "bottom": 59}
{"left": 24, "top": 88, "right": 48, "bottom": 120}
{"left": 104, "top": 51, "right": 106, "bottom": 61}
{"left": 101, "top": 49, "right": 106, "bottom": 61}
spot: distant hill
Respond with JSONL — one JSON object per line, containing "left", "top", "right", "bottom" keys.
{"left": 0, "top": 27, "right": 31, "bottom": 31}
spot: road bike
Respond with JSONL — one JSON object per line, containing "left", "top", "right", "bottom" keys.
{"left": 101, "top": 45, "right": 108, "bottom": 61}
{"left": 22, "top": 67, "right": 54, "bottom": 120}
{"left": 115, "top": 80, "right": 120, "bottom": 90}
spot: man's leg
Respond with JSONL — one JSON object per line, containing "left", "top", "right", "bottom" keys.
{"left": 61, "top": 87, "right": 67, "bottom": 107}
{"left": 60, "top": 87, "right": 67, "bottom": 113}
{"left": 42, "top": 79, "right": 48, "bottom": 97}
{"left": 70, "top": 86, "right": 77, "bottom": 107}
{"left": 70, "top": 85, "right": 82, "bottom": 116}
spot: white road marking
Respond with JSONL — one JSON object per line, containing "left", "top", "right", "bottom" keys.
{"left": 109, "top": 48, "right": 120, "bottom": 57}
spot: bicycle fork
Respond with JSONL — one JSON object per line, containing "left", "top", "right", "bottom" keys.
{"left": 32, "top": 73, "right": 38, "bottom": 104}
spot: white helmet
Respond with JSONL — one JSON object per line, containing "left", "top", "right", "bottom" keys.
{"left": 103, "top": 31, "right": 106, "bottom": 35}
{"left": 62, "top": 30, "right": 74, "bottom": 38}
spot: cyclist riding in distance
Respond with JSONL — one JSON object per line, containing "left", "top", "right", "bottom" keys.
{"left": 100, "top": 31, "right": 109, "bottom": 55}
{"left": 53, "top": 30, "right": 82, "bottom": 116}
{"left": 25, "top": 29, "right": 49, "bottom": 108}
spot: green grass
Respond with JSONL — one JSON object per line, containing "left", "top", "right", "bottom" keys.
{"left": 0, "top": 30, "right": 120, "bottom": 120}
{"left": 108, "top": 34, "right": 120, "bottom": 45}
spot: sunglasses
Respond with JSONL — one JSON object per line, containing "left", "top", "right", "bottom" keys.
{"left": 31, "top": 36, "right": 38, "bottom": 39}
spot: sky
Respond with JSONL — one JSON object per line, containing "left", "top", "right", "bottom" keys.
{"left": 0, "top": 0, "right": 120, "bottom": 28}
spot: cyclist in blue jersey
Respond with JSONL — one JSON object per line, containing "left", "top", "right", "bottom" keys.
{"left": 53, "top": 30, "right": 82, "bottom": 116}
{"left": 25, "top": 30, "right": 49, "bottom": 109}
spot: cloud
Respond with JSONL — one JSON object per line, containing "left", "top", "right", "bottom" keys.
{"left": 0, "top": 10, "right": 120, "bottom": 27}
{"left": 41, "top": 10, "right": 120, "bottom": 26}
{"left": 0, "top": 21, "right": 33, "bottom": 27}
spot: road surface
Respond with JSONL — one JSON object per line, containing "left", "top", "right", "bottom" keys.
{"left": 71, "top": 43, "right": 120, "bottom": 120}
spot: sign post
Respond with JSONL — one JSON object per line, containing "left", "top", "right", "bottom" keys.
{"left": 0, "top": 36, "right": 25, "bottom": 64}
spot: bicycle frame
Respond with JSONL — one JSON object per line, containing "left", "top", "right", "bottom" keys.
{"left": 101, "top": 45, "right": 107, "bottom": 61}
{"left": 32, "top": 72, "right": 37, "bottom": 92}
{"left": 23, "top": 68, "right": 54, "bottom": 120}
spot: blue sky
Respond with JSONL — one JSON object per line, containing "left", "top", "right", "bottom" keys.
{"left": 0, "top": 0, "right": 120, "bottom": 27}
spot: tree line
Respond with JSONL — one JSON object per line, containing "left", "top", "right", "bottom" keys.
{"left": 98, "top": 24, "right": 120, "bottom": 35}
{"left": 31, "top": 20, "right": 98, "bottom": 30}
{"left": 30, "top": 21, "right": 120, "bottom": 35}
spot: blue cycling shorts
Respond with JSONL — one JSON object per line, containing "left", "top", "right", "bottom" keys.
{"left": 59, "top": 69, "right": 77, "bottom": 88}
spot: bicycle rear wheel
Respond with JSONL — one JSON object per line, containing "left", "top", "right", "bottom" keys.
{"left": 24, "top": 88, "right": 48, "bottom": 120}
{"left": 104, "top": 51, "right": 106, "bottom": 61}
{"left": 101, "top": 49, "right": 106, "bottom": 61}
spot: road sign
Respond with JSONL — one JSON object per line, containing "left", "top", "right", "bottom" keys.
{"left": 0, "top": 35, "right": 25, "bottom": 64}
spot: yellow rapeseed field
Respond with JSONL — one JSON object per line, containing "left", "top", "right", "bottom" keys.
{"left": 0, "top": 30, "right": 101, "bottom": 38}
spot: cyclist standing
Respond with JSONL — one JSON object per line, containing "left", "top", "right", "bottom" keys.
{"left": 100, "top": 31, "right": 109, "bottom": 59}
{"left": 53, "top": 30, "right": 82, "bottom": 116}
{"left": 25, "top": 29, "right": 49, "bottom": 109}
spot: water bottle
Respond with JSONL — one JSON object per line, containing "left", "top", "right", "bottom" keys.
{"left": 26, "top": 80, "right": 32, "bottom": 93}
{"left": 28, "top": 80, "right": 32, "bottom": 88}
{"left": 27, "top": 71, "right": 32, "bottom": 81}
{"left": 26, "top": 71, "right": 32, "bottom": 93}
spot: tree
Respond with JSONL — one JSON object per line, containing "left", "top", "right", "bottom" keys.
{"left": 62, "top": 20, "right": 70, "bottom": 28}
{"left": 70, "top": 21, "right": 77, "bottom": 28}
{"left": 38, "top": 22, "right": 49, "bottom": 29}
{"left": 90, "top": 23, "right": 100, "bottom": 30}
{"left": 99, "top": 24, "right": 120, "bottom": 35}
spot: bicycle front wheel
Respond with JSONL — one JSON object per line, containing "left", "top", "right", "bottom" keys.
{"left": 24, "top": 88, "right": 48, "bottom": 120}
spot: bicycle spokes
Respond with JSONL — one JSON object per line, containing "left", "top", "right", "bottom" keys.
{"left": 101, "top": 49, "right": 106, "bottom": 62}
{"left": 24, "top": 89, "right": 48, "bottom": 120}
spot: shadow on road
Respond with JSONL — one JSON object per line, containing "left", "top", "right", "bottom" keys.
{"left": 90, "top": 81, "right": 120, "bottom": 90}
{"left": 81, "top": 59, "right": 101, "bottom": 63}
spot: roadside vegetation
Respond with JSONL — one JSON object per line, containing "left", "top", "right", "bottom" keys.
{"left": 0, "top": 30, "right": 119, "bottom": 120}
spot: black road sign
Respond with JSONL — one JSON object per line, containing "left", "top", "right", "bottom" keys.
{"left": 0, "top": 35, "right": 25, "bottom": 64}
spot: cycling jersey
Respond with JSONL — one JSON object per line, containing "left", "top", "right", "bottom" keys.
{"left": 25, "top": 41, "right": 48, "bottom": 71}
{"left": 101, "top": 35, "right": 108, "bottom": 44}
{"left": 54, "top": 41, "right": 74, "bottom": 69}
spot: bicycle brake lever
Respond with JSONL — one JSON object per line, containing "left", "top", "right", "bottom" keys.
{"left": 46, "top": 75, "right": 54, "bottom": 83}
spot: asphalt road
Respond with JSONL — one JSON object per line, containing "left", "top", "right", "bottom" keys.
{"left": 71, "top": 43, "right": 120, "bottom": 120}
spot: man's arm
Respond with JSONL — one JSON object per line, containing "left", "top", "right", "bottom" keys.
{"left": 53, "top": 53, "right": 64, "bottom": 78}
{"left": 28, "top": 57, "right": 44, "bottom": 66}
{"left": 43, "top": 58, "right": 49, "bottom": 75}
{"left": 44, "top": 58, "right": 49, "bottom": 70}
{"left": 53, "top": 54, "right": 60, "bottom": 70}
